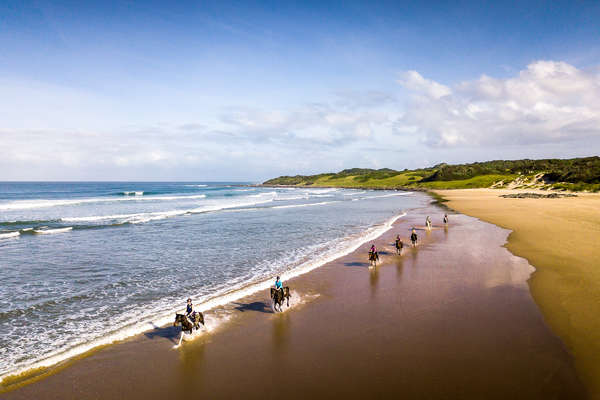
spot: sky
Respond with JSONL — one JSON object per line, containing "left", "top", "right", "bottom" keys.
{"left": 1, "top": 0, "right": 600, "bottom": 181}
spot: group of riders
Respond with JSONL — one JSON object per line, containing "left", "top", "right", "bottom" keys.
{"left": 181, "top": 276, "right": 289, "bottom": 328}
{"left": 369, "top": 214, "right": 448, "bottom": 266}
{"left": 180, "top": 214, "right": 449, "bottom": 329}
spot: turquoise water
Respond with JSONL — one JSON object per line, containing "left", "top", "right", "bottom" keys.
{"left": 0, "top": 182, "right": 427, "bottom": 378}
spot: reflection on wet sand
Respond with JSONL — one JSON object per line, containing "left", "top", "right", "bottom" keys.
{"left": 395, "top": 258, "right": 405, "bottom": 283}
{"left": 369, "top": 265, "right": 379, "bottom": 295}
{"left": 272, "top": 313, "right": 291, "bottom": 352}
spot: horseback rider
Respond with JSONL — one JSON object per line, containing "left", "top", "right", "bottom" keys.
{"left": 369, "top": 244, "right": 378, "bottom": 261}
{"left": 410, "top": 228, "right": 418, "bottom": 247}
{"left": 395, "top": 235, "right": 403, "bottom": 253}
{"left": 443, "top": 214, "right": 448, "bottom": 224}
{"left": 186, "top": 298, "right": 196, "bottom": 323}
{"left": 274, "top": 276, "right": 284, "bottom": 298}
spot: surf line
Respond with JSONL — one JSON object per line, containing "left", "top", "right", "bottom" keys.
{"left": 0, "top": 211, "right": 408, "bottom": 386}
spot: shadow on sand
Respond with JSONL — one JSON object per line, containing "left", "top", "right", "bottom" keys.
{"left": 344, "top": 261, "right": 369, "bottom": 268}
{"left": 233, "top": 301, "right": 272, "bottom": 314}
{"left": 144, "top": 323, "right": 180, "bottom": 344}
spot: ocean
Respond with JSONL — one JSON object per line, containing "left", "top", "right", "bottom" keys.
{"left": 0, "top": 182, "right": 428, "bottom": 379}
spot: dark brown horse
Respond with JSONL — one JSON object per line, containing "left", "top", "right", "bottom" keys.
{"left": 173, "top": 312, "right": 205, "bottom": 334}
{"left": 395, "top": 239, "right": 403, "bottom": 255}
{"left": 369, "top": 251, "right": 379, "bottom": 267}
{"left": 270, "top": 287, "right": 291, "bottom": 312}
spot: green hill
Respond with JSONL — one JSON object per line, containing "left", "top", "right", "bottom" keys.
{"left": 262, "top": 156, "right": 600, "bottom": 192}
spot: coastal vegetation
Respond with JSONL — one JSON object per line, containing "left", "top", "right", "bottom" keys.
{"left": 263, "top": 156, "right": 600, "bottom": 192}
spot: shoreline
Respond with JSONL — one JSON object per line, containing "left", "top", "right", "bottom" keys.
{"left": 435, "top": 188, "right": 600, "bottom": 398}
{"left": 2, "top": 200, "right": 586, "bottom": 399}
{"left": 0, "top": 209, "right": 410, "bottom": 392}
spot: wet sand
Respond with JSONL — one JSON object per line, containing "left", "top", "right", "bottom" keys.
{"left": 3, "top": 206, "right": 586, "bottom": 399}
{"left": 435, "top": 189, "right": 600, "bottom": 398}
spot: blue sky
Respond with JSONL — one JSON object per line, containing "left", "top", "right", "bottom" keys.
{"left": 1, "top": 0, "right": 599, "bottom": 180}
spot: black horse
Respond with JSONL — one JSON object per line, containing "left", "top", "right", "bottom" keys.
{"left": 395, "top": 239, "right": 403, "bottom": 255}
{"left": 270, "top": 287, "right": 291, "bottom": 312}
{"left": 369, "top": 251, "right": 379, "bottom": 267}
{"left": 173, "top": 312, "right": 205, "bottom": 334}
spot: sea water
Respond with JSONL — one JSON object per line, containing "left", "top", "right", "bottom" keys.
{"left": 0, "top": 182, "right": 428, "bottom": 379}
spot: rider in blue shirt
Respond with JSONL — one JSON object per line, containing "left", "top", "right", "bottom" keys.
{"left": 275, "top": 276, "right": 284, "bottom": 296}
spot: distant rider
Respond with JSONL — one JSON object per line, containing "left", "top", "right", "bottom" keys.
{"left": 369, "top": 244, "right": 378, "bottom": 261}
{"left": 395, "top": 235, "right": 403, "bottom": 254}
{"left": 443, "top": 214, "right": 448, "bottom": 224}
{"left": 410, "top": 228, "right": 418, "bottom": 247}
{"left": 426, "top": 216, "right": 432, "bottom": 229}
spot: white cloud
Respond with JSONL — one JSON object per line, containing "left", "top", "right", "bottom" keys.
{"left": 399, "top": 70, "right": 451, "bottom": 99}
{"left": 219, "top": 102, "right": 393, "bottom": 145}
{"left": 397, "top": 60, "right": 600, "bottom": 147}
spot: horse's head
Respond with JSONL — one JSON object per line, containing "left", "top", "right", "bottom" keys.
{"left": 173, "top": 313, "right": 183, "bottom": 326}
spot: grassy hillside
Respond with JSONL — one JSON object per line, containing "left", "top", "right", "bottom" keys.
{"left": 263, "top": 156, "right": 600, "bottom": 191}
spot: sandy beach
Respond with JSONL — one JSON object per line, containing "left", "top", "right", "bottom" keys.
{"left": 436, "top": 189, "right": 600, "bottom": 398}
{"left": 2, "top": 203, "right": 585, "bottom": 399}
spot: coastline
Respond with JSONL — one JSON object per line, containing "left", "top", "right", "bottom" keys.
{"left": 435, "top": 188, "right": 600, "bottom": 398}
{"left": 0, "top": 207, "right": 410, "bottom": 392}
{"left": 2, "top": 202, "right": 585, "bottom": 399}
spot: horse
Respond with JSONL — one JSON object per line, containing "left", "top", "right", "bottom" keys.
{"left": 369, "top": 251, "right": 379, "bottom": 267}
{"left": 174, "top": 312, "right": 205, "bottom": 333}
{"left": 410, "top": 233, "right": 418, "bottom": 247}
{"left": 270, "top": 287, "right": 291, "bottom": 312}
{"left": 395, "top": 239, "right": 403, "bottom": 255}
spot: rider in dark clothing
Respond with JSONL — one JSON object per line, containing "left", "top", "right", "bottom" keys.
{"left": 186, "top": 298, "right": 196, "bottom": 322}
{"left": 410, "top": 229, "right": 418, "bottom": 247}
{"left": 395, "top": 235, "right": 403, "bottom": 253}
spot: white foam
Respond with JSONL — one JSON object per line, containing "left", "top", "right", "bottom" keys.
{"left": 33, "top": 227, "right": 73, "bottom": 235}
{"left": 0, "top": 231, "right": 20, "bottom": 239}
{"left": 305, "top": 188, "right": 339, "bottom": 194}
{"left": 0, "top": 194, "right": 207, "bottom": 211}
{"left": 367, "top": 192, "right": 413, "bottom": 199}
{"left": 0, "top": 210, "right": 407, "bottom": 384}
{"left": 61, "top": 194, "right": 276, "bottom": 224}
{"left": 122, "top": 191, "right": 144, "bottom": 196}
{"left": 274, "top": 195, "right": 309, "bottom": 201}
{"left": 184, "top": 184, "right": 207, "bottom": 187}
{"left": 343, "top": 191, "right": 366, "bottom": 196}
{"left": 272, "top": 201, "right": 339, "bottom": 209}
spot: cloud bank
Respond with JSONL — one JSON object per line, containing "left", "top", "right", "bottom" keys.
{"left": 397, "top": 61, "right": 600, "bottom": 147}
{"left": 1, "top": 60, "right": 598, "bottom": 180}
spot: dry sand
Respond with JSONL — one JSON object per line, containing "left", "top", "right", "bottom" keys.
{"left": 2, "top": 205, "right": 586, "bottom": 399}
{"left": 436, "top": 188, "right": 600, "bottom": 398}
